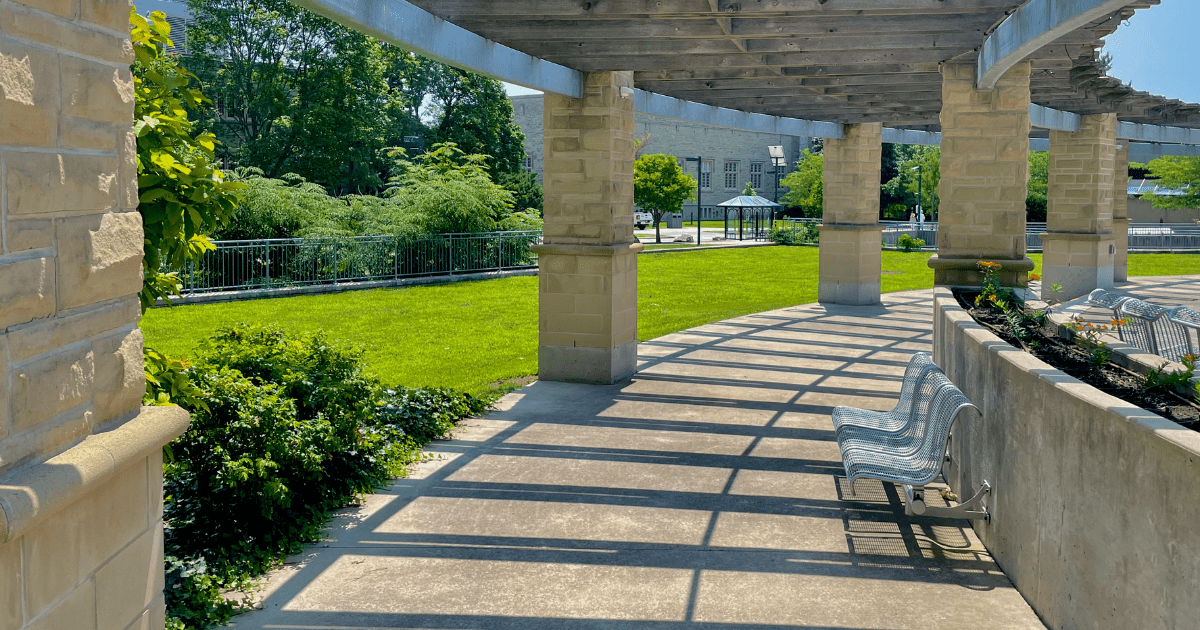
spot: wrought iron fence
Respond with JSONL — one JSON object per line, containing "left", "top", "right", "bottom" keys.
{"left": 182, "top": 231, "right": 542, "bottom": 295}
{"left": 878, "top": 222, "right": 1200, "bottom": 252}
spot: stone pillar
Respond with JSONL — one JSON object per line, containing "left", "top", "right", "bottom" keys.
{"left": 0, "top": 1, "right": 188, "bottom": 629}
{"left": 1041, "top": 114, "right": 1118, "bottom": 301}
{"left": 533, "top": 71, "right": 641, "bottom": 384}
{"left": 1112, "top": 142, "right": 1131, "bottom": 282}
{"left": 818, "top": 122, "right": 883, "bottom": 305}
{"left": 928, "top": 62, "right": 1035, "bottom": 286}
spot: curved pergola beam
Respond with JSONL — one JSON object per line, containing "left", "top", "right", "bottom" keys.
{"left": 977, "top": 0, "right": 1135, "bottom": 90}
{"left": 293, "top": 0, "right": 584, "bottom": 97}
{"left": 632, "top": 90, "right": 843, "bottom": 140}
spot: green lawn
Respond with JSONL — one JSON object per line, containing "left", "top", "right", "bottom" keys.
{"left": 141, "top": 249, "right": 1197, "bottom": 394}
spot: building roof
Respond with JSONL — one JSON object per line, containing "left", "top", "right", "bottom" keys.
{"left": 1129, "top": 179, "right": 1190, "bottom": 197}
{"left": 717, "top": 196, "right": 782, "bottom": 208}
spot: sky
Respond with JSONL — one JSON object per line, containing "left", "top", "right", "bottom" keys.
{"left": 504, "top": 1, "right": 1200, "bottom": 106}
{"left": 1102, "top": 0, "right": 1200, "bottom": 104}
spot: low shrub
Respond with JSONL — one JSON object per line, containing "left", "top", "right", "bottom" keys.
{"left": 769, "top": 221, "right": 819, "bottom": 245}
{"left": 148, "top": 324, "right": 490, "bottom": 629}
{"left": 896, "top": 233, "right": 926, "bottom": 252}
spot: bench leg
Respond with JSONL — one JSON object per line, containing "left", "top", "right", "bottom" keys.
{"left": 903, "top": 480, "right": 990, "bottom": 522}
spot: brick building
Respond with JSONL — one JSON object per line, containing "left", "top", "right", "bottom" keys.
{"left": 511, "top": 94, "right": 812, "bottom": 221}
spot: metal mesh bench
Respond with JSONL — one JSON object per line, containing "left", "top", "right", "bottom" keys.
{"left": 1167, "top": 306, "right": 1200, "bottom": 360}
{"left": 835, "top": 367, "right": 990, "bottom": 521}
{"left": 1118, "top": 298, "right": 1193, "bottom": 362}
{"left": 1087, "top": 289, "right": 1195, "bottom": 363}
{"left": 831, "top": 353, "right": 937, "bottom": 437}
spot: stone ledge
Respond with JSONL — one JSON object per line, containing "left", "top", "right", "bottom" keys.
{"left": 933, "top": 286, "right": 1200, "bottom": 629}
{"left": 926, "top": 255, "right": 1035, "bottom": 273}
{"left": 1038, "top": 231, "right": 1114, "bottom": 242}
{"left": 0, "top": 405, "right": 189, "bottom": 543}
{"left": 532, "top": 242, "right": 644, "bottom": 257}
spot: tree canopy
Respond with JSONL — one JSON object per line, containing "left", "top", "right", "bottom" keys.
{"left": 1026, "top": 151, "right": 1049, "bottom": 222}
{"left": 880, "top": 145, "right": 940, "bottom": 219}
{"left": 1142, "top": 156, "right": 1200, "bottom": 210}
{"left": 183, "top": 0, "right": 526, "bottom": 194}
{"left": 634, "top": 154, "right": 696, "bottom": 243}
{"left": 780, "top": 149, "right": 823, "bottom": 217}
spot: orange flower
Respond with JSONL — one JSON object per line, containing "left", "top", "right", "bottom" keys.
{"left": 1029, "top": 273, "right": 1041, "bottom": 281}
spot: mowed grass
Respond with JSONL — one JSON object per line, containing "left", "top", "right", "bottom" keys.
{"left": 141, "top": 248, "right": 1197, "bottom": 394}
{"left": 1026, "top": 252, "right": 1199, "bottom": 279}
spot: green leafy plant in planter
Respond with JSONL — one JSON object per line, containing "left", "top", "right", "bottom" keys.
{"left": 1142, "top": 354, "right": 1198, "bottom": 397}
{"left": 1063, "top": 316, "right": 1128, "bottom": 372}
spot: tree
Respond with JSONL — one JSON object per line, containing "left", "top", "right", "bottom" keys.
{"left": 634, "top": 154, "right": 697, "bottom": 243}
{"left": 498, "top": 171, "right": 543, "bottom": 215}
{"left": 132, "top": 8, "right": 243, "bottom": 309}
{"left": 742, "top": 182, "right": 756, "bottom": 196}
{"left": 780, "top": 149, "right": 823, "bottom": 217}
{"left": 1143, "top": 156, "right": 1200, "bottom": 211}
{"left": 185, "top": 0, "right": 403, "bottom": 195}
{"left": 423, "top": 64, "right": 527, "bottom": 180}
{"left": 387, "top": 144, "right": 515, "bottom": 235}
{"left": 880, "top": 145, "right": 940, "bottom": 219}
{"left": 1026, "top": 150, "right": 1049, "bottom": 222}
{"left": 183, "top": 0, "right": 528, "bottom": 193}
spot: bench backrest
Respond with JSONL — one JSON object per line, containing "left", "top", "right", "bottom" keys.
{"left": 1088, "top": 289, "right": 1194, "bottom": 363}
{"left": 1118, "top": 298, "right": 1192, "bottom": 362}
{"left": 882, "top": 366, "right": 955, "bottom": 455}
{"left": 907, "top": 374, "right": 978, "bottom": 486}
{"left": 1167, "top": 307, "right": 1200, "bottom": 360}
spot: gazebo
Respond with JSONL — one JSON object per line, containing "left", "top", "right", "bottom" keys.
{"left": 718, "top": 196, "right": 783, "bottom": 242}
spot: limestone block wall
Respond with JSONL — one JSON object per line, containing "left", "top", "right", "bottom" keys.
{"left": 0, "top": 0, "right": 188, "bottom": 628}
{"left": 930, "top": 62, "right": 1033, "bottom": 286}
{"left": 535, "top": 71, "right": 641, "bottom": 384}
{"left": 1112, "top": 144, "right": 1130, "bottom": 281}
{"left": 1042, "top": 113, "right": 1117, "bottom": 300}
{"left": 510, "top": 93, "right": 809, "bottom": 217}
{"left": 818, "top": 123, "right": 882, "bottom": 305}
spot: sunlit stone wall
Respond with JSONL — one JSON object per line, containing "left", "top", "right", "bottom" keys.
{"left": 1, "top": 0, "right": 188, "bottom": 628}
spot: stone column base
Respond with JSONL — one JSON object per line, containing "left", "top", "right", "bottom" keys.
{"left": 1040, "top": 232, "right": 1115, "bottom": 301}
{"left": 532, "top": 242, "right": 642, "bottom": 385}
{"left": 927, "top": 255, "right": 1035, "bottom": 287}
{"left": 1113, "top": 218, "right": 1130, "bottom": 282}
{"left": 817, "top": 224, "right": 883, "bottom": 305}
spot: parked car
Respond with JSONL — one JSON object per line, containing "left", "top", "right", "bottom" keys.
{"left": 634, "top": 211, "right": 653, "bottom": 229}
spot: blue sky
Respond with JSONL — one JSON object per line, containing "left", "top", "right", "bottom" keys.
{"left": 1102, "top": 0, "right": 1200, "bottom": 104}
{"left": 506, "top": 2, "right": 1199, "bottom": 106}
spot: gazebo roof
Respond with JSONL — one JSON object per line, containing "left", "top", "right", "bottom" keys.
{"left": 717, "top": 196, "right": 782, "bottom": 208}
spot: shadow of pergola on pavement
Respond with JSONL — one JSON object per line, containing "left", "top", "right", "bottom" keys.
{"left": 226, "top": 279, "right": 1200, "bottom": 629}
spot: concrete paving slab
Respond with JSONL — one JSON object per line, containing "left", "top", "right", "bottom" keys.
{"left": 226, "top": 286, "right": 1114, "bottom": 630}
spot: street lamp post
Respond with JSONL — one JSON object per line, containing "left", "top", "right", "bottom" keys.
{"left": 685, "top": 156, "right": 702, "bottom": 244}
{"left": 768, "top": 145, "right": 785, "bottom": 228}
{"left": 910, "top": 164, "right": 924, "bottom": 228}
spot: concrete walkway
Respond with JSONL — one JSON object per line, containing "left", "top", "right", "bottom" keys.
{"left": 228, "top": 277, "right": 1194, "bottom": 630}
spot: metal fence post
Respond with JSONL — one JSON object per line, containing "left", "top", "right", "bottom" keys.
{"left": 332, "top": 241, "right": 339, "bottom": 285}
{"left": 263, "top": 240, "right": 271, "bottom": 288}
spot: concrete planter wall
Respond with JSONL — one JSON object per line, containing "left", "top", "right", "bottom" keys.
{"left": 931, "top": 287, "right": 1200, "bottom": 630}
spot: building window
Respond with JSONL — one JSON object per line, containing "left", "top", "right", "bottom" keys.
{"left": 750, "top": 162, "right": 763, "bottom": 190}
{"left": 522, "top": 156, "right": 533, "bottom": 173}
{"left": 725, "top": 161, "right": 739, "bottom": 189}
{"left": 701, "top": 160, "right": 712, "bottom": 189}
